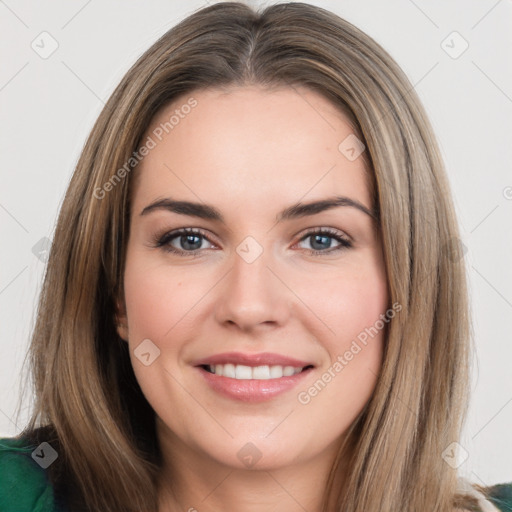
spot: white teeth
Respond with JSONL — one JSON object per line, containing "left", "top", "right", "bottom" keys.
{"left": 283, "top": 366, "right": 296, "bottom": 377}
{"left": 235, "top": 365, "right": 252, "bottom": 380}
{"left": 269, "top": 365, "right": 283, "bottom": 378}
{"left": 223, "top": 363, "right": 235, "bottom": 378}
{"left": 253, "top": 365, "right": 270, "bottom": 379}
{"left": 206, "top": 364, "right": 304, "bottom": 379}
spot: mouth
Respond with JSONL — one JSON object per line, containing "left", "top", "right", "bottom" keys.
{"left": 200, "top": 363, "right": 314, "bottom": 380}
{"left": 193, "top": 352, "right": 315, "bottom": 402}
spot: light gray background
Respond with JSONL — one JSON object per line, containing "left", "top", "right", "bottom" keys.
{"left": 1, "top": 0, "right": 511, "bottom": 487}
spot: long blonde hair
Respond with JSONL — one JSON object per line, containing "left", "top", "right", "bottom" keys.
{"left": 19, "top": 2, "right": 483, "bottom": 510}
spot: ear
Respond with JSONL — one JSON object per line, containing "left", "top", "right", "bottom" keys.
{"left": 114, "top": 297, "right": 129, "bottom": 342}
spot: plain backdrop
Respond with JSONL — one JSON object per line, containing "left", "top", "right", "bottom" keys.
{"left": 1, "top": 0, "right": 511, "bottom": 488}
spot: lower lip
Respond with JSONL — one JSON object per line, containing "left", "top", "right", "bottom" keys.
{"left": 196, "top": 366, "right": 313, "bottom": 403}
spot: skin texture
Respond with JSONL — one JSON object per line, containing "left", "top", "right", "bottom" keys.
{"left": 116, "top": 85, "right": 389, "bottom": 512}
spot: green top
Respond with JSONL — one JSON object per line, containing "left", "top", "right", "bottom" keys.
{"left": 0, "top": 436, "right": 65, "bottom": 512}
{"left": 1, "top": 435, "right": 511, "bottom": 511}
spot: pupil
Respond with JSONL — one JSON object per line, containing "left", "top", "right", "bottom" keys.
{"left": 182, "top": 234, "right": 201, "bottom": 250}
{"left": 311, "top": 234, "right": 330, "bottom": 250}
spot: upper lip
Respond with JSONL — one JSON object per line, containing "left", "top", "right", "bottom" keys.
{"left": 192, "top": 352, "right": 315, "bottom": 368}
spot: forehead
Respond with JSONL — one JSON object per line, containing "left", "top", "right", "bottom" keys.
{"left": 132, "top": 85, "right": 372, "bottom": 216}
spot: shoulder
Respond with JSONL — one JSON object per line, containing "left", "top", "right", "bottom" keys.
{"left": 0, "top": 435, "right": 62, "bottom": 512}
{"left": 460, "top": 476, "right": 512, "bottom": 512}
{"left": 482, "top": 482, "right": 512, "bottom": 512}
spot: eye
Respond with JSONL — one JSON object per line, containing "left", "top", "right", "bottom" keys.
{"left": 296, "top": 227, "right": 352, "bottom": 256}
{"left": 153, "top": 227, "right": 215, "bottom": 256}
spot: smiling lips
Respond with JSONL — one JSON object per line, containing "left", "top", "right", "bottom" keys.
{"left": 193, "top": 352, "right": 315, "bottom": 402}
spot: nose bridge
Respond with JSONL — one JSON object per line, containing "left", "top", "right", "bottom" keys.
{"left": 231, "top": 234, "right": 273, "bottom": 301}
{"left": 215, "top": 234, "right": 287, "bottom": 329}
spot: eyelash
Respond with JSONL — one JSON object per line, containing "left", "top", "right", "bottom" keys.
{"left": 152, "top": 227, "right": 352, "bottom": 257}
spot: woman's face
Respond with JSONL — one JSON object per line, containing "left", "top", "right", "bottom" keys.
{"left": 117, "top": 85, "right": 389, "bottom": 472}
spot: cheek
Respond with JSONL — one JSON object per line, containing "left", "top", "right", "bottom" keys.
{"left": 296, "top": 272, "right": 388, "bottom": 433}
{"left": 309, "top": 257, "right": 388, "bottom": 393}
{"left": 122, "top": 255, "right": 199, "bottom": 340}
{"left": 122, "top": 255, "right": 192, "bottom": 412}
{"left": 306, "top": 258, "right": 389, "bottom": 346}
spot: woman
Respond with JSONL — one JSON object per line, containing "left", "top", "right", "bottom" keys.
{"left": 1, "top": 2, "right": 510, "bottom": 511}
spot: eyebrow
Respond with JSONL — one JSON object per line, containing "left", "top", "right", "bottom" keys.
{"left": 139, "top": 196, "right": 378, "bottom": 222}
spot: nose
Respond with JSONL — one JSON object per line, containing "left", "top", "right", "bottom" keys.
{"left": 214, "top": 240, "right": 290, "bottom": 332}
